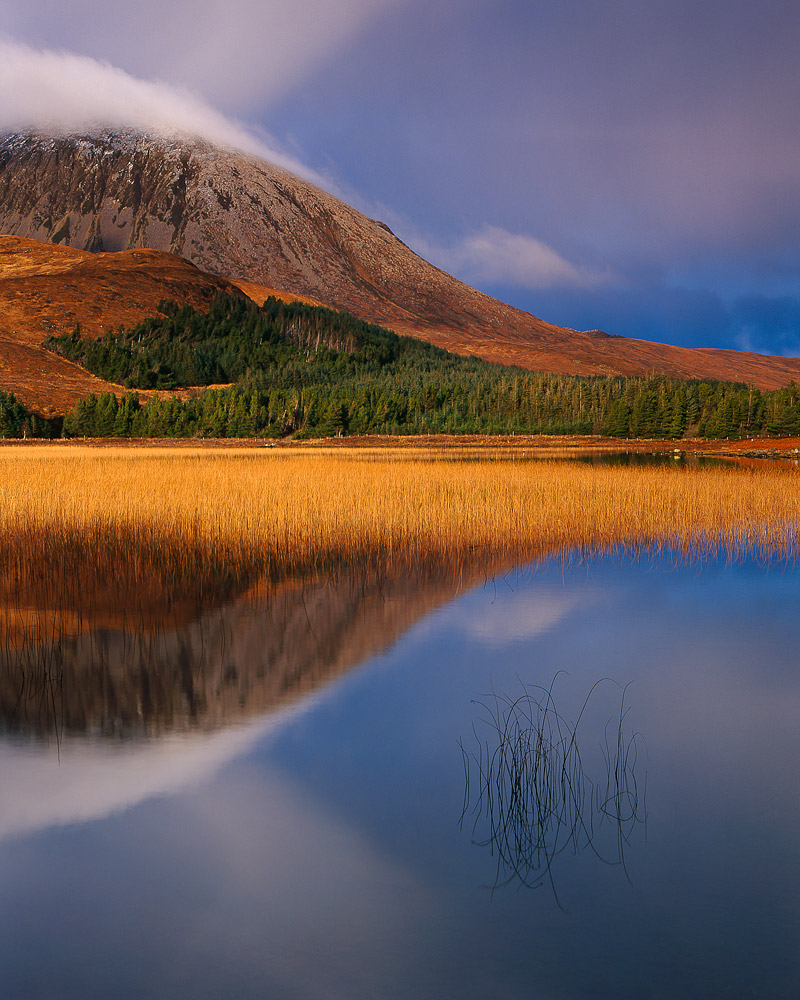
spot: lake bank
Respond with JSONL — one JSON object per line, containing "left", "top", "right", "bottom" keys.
{"left": 2, "top": 431, "right": 800, "bottom": 459}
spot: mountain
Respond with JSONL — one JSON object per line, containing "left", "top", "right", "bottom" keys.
{"left": 2, "top": 128, "right": 800, "bottom": 390}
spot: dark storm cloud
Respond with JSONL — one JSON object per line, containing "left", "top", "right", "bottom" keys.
{"left": 731, "top": 296, "right": 800, "bottom": 356}
{"left": 498, "top": 284, "right": 800, "bottom": 359}
{"left": 497, "top": 283, "right": 735, "bottom": 351}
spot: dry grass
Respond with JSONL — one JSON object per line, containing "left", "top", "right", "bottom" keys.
{"left": 0, "top": 444, "right": 797, "bottom": 583}
{"left": 3, "top": 443, "right": 797, "bottom": 732}
{"left": 0, "top": 441, "right": 795, "bottom": 652}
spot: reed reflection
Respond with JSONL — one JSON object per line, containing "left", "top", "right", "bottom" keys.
{"left": 460, "top": 677, "right": 647, "bottom": 905}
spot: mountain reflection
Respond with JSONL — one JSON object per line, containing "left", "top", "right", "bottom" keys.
{"left": 460, "top": 678, "right": 647, "bottom": 904}
{"left": 0, "top": 555, "right": 513, "bottom": 741}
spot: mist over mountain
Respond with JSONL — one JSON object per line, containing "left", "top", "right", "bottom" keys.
{"left": 3, "top": 128, "right": 800, "bottom": 389}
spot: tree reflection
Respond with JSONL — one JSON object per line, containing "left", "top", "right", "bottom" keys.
{"left": 460, "top": 676, "right": 647, "bottom": 905}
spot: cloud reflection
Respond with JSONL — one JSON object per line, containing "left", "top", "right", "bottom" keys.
{"left": 434, "top": 587, "right": 586, "bottom": 645}
{"left": 0, "top": 710, "right": 297, "bottom": 843}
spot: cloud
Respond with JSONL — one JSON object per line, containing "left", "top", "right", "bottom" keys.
{"left": 0, "top": 37, "right": 327, "bottom": 183}
{"left": 279, "top": 0, "right": 800, "bottom": 319}
{"left": 0, "top": 1, "right": 407, "bottom": 112}
{"left": 417, "top": 225, "right": 614, "bottom": 291}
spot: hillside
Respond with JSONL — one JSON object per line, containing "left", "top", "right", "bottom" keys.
{"left": 0, "top": 235, "right": 310, "bottom": 415}
{"left": 2, "top": 129, "right": 800, "bottom": 391}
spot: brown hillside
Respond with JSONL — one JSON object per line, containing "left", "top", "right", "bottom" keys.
{"left": 0, "top": 234, "right": 237, "bottom": 345}
{"left": 3, "top": 129, "right": 800, "bottom": 390}
{"left": 231, "top": 278, "right": 326, "bottom": 309}
{"left": 0, "top": 235, "right": 310, "bottom": 415}
{"left": 0, "top": 336, "right": 136, "bottom": 418}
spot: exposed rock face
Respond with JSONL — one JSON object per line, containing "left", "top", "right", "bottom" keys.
{"left": 0, "top": 130, "right": 497, "bottom": 341}
{"left": 3, "top": 128, "right": 800, "bottom": 388}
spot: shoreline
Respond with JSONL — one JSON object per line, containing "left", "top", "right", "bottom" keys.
{"left": 0, "top": 432, "right": 799, "bottom": 460}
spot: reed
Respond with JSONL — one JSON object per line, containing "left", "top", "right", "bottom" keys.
{"left": 0, "top": 445, "right": 798, "bottom": 616}
{"left": 460, "top": 677, "right": 647, "bottom": 900}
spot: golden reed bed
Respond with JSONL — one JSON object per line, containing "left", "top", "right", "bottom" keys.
{"left": 0, "top": 445, "right": 798, "bottom": 614}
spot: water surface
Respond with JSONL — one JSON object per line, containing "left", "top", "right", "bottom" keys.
{"left": 1, "top": 551, "right": 799, "bottom": 998}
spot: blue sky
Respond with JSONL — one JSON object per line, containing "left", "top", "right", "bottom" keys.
{"left": 2, "top": 0, "right": 799, "bottom": 356}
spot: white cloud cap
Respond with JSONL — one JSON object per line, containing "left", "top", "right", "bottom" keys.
{"left": 0, "top": 37, "right": 323, "bottom": 181}
{"left": 0, "top": 0, "right": 406, "bottom": 112}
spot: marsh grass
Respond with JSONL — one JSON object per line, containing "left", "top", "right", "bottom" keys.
{"left": 0, "top": 445, "right": 796, "bottom": 741}
{"left": 0, "top": 445, "right": 798, "bottom": 628}
{"left": 460, "top": 677, "right": 647, "bottom": 903}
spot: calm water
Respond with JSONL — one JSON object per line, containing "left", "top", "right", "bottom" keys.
{"left": 1, "top": 552, "right": 799, "bottom": 998}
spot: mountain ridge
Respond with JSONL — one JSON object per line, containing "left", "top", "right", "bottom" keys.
{"left": 2, "top": 128, "right": 800, "bottom": 391}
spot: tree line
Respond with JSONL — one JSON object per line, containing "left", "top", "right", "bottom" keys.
{"left": 60, "top": 365, "right": 800, "bottom": 441}
{"left": 45, "top": 293, "right": 438, "bottom": 390}
{"left": 0, "top": 390, "right": 54, "bottom": 438}
{"left": 1, "top": 291, "right": 795, "bottom": 439}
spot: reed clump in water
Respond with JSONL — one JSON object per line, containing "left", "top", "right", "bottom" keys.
{"left": 0, "top": 445, "right": 797, "bottom": 616}
{"left": 460, "top": 677, "right": 647, "bottom": 902}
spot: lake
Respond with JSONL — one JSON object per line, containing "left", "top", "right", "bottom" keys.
{"left": 1, "top": 543, "right": 798, "bottom": 999}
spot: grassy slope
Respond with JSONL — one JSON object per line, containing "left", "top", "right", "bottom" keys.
{"left": 0, "top": 237, "right": 315, "bottom": 416}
